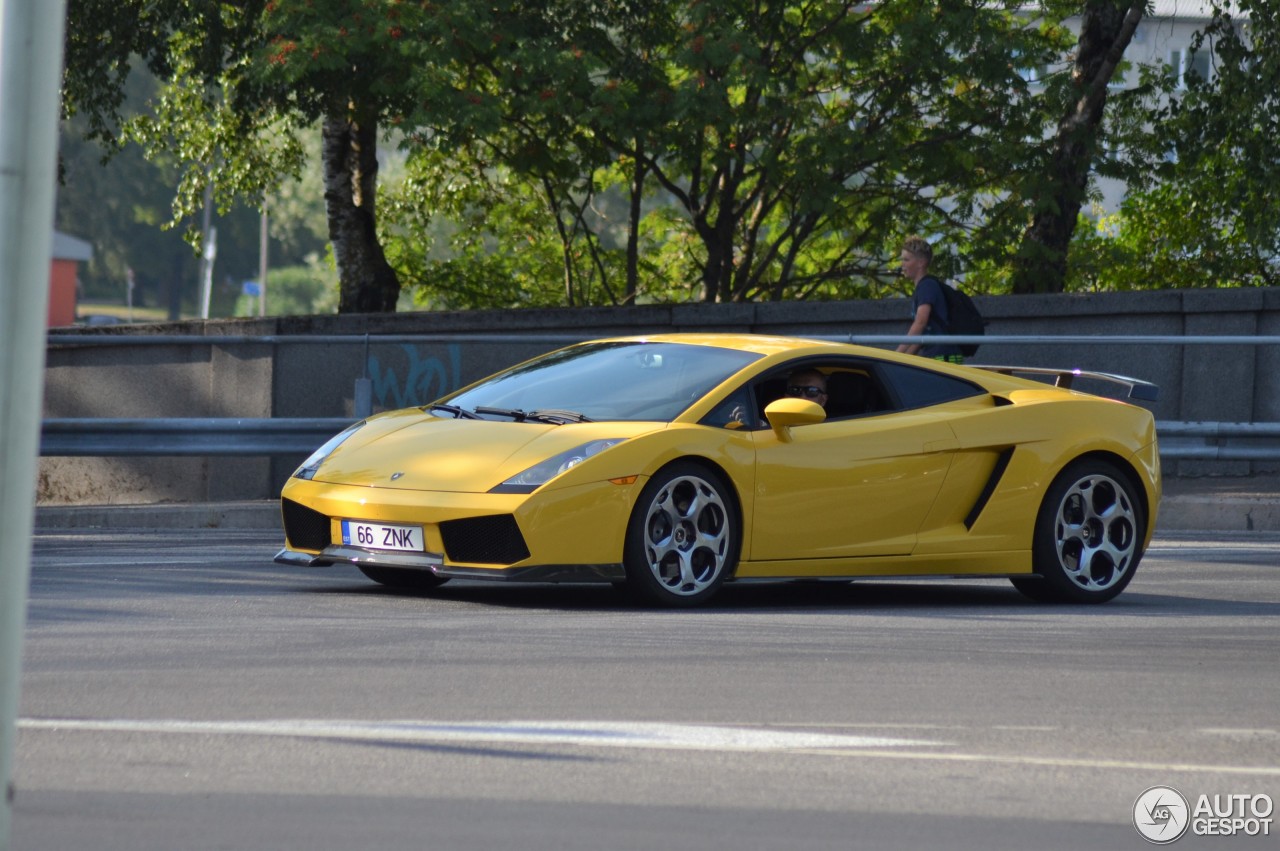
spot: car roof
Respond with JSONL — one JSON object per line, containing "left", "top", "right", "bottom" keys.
{"left": 598, "top": 332, "right": 845, "bottom": 357}
{"left": 597, "top": 332, "right": 1098, "bottom": 399}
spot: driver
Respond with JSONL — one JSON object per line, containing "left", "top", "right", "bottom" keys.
{"left": 785, "top": 369, "right": 828, "bottom": 410}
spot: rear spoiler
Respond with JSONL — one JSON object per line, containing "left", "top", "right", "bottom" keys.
{"left": 968, "top": 365, "right": 1159, "bottom": 402}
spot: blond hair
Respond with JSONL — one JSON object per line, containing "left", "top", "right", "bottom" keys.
{"left": 901, "top": 236, "right": 932, "bottom": 264}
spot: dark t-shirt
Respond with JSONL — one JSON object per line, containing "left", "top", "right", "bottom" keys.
{"left": 911, "top": 275, "right": 963, "bottom": 358}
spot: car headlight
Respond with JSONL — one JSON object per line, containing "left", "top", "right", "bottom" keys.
{"left": 491, "top": 438, "right": 627, "bottom": 494}
{"left": 293, "top": 422, "right": 365, "bottom": 480}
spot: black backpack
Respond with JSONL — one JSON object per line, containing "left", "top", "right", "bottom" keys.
{"left": 938, "top": 281, "right": 986, "bottom": 357}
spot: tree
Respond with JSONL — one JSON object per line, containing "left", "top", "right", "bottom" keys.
{"left": 63, "top": 0, "right": 413, "bottom": 313}
{"left": 254, "top": 0, "right": 433, "bottom": 312}
{"left": 65, "top": 1, "right": 1138, "bottom": 312}
{"left": 1009, "top": 0, "right": 1146, "bottom": 294}
{"left": 58, "top": 75, "right": 278, "bottom": 318}
{"left": 57, "top": 104, "right": 200, "bottom": 315}
{"left": 381, "top": 147, "right": 583, "bottom": 309}
{"left": 58, "top": 49, "right": 337, "bottom": 318}
{"left": 1102, "top": 0, "right": 1280, "bottom": 288}
{"left": 390, "top": 0, "right": 1064, "bottom": 304}
{"left": 1057, "top": 0, "right": 1280, "bottom": 292}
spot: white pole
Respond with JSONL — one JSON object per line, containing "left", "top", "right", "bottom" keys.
{"left": 200, "top": 224, "right": 217, "bottom": 319}
{"left": 0, "top": 0, "right": 68, "bottom": 847}
{"left": 198, "top": 181, "right": 214, "bottom": 319}
{"left": 258, "top": 205, "right": 268, "bottom": 317}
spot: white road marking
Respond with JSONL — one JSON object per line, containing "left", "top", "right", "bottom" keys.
{"left": 21, "top": 719, "right": 1280, "bottom": 777}
{"left": 801, "top": 748, "right": 1280, "bottom": 777}
{"left": 18, "top": 718, "right": 942, "bottom": 752}
{"left": 31, "top": 558, "right": 227, "bottom": 567}
{"left": 1149, "top": 539, "right": 1280, "bottom": 552}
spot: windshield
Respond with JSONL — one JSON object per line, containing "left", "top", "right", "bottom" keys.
{"left": 440, "top": 341, "right": 762, "bottom": 422}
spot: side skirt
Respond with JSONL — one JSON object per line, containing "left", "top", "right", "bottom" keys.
{"left": 733, "top": 549, "right": 1032, "bottom": 580}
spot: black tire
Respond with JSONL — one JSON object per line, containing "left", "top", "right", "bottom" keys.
{"left": 623, "top": 462, "right": 740, "bottom": 607}
{"left": 1011, "top": 458, "right": 1146, "bottom": 604}
{"left": 357, "top": 565, "right": 449, "bottom": 591}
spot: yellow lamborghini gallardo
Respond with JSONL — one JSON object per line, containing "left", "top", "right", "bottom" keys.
{"left": 276, "top": 334, "right": 1160, "bottom": 607}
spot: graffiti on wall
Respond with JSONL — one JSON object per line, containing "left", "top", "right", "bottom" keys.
{"left": 368, "top": 343, "right": 464, "bottom": 410}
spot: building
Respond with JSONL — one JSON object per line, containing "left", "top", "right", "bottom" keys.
{"left": 49, "top": 230, "right": 92, "bottom": 327}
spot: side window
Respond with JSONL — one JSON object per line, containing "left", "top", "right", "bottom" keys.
{"left": 701, "top": 386, "right": 760, "bottom": 430}
{"left": 824, "top": 370, "right": 890, "bottom": 419}
{"left": 745, "top": 361, "right": 895, "bottom": 422}
{"left": 754, "top": 376, "right": 789, "bottom": 417}
{"left": 878, "top": 362, "right": 984, "bottom": 409}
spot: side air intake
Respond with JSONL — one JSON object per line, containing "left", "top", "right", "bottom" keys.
{"left": 440, "top": 515, "right": 531, "bottom": 565}
{"left": 281, "top": 498, "right": 332, "bottom": 551}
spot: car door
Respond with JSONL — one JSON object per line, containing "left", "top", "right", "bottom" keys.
{"left": 747, "top": 355, "right": 968, "bottom": 561}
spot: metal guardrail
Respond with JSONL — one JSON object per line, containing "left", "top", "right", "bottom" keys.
{"left": 36, "top": 417, "right": 1280, "bottom": 461}
{"left": 1155, "top": 421, "right": 1280, "bottom": 461}
{"left": 39, "top": 418, "right": 355, "bottom": 457}
{"left": 40, "top": 332, "right": 1280, "bottom": 459}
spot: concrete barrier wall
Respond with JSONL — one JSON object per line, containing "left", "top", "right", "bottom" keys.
{"left": 38, "top": 287, "right": 1280, "bottom": 504}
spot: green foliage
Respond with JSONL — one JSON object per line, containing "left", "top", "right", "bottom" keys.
{"left": 265, "top": 125, "right": 336, "bottom": 262}
{"left": 378, "top": 0, "right": 1066, "bottom": 304}
{"left": 234, "top": 260, "right": 339, "bottom": 316}
{"left": 382, "top": 141, "right": 693, "bottom": 308}
{"left": 57, "top": 104, "right": 198, "bottom": 308}
{"left": 58, "top": 63, "right": 333, "bottom": 317}
{"left": 62, "top": 0, "right": 1280, "bottom": 313}
{"left": 381, "top": 149, "right": 542, "bottom": 308}
{"left": 1067, "top": 192, "right": 1276, "bottom": 291}
{"left": 63, "top": 0, "right": 268, "bottom": 144}
{"left": 1080, "top": 0, "right": 1280, "bottom": 290}
{"left": 64, "top": 0, "right": 294, "bottom": 245}
{"left": 121, "top": 74, "right": 306, "bottom": 252}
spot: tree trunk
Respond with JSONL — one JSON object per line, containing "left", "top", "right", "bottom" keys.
{"left": 695, "top": 213, "right": 736, "bottom": 302}
{"left": 322, "top": 106, "right": 400, "bottom": 313}
{"left": 699, "top": 237, "right": 724, "bottom": 302}
{"left": 1011, "top": 1, "right": 1145, "bottom": 294}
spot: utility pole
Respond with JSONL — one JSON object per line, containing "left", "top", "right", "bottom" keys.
{"left": 0, "top": 1, "right": 69, "bottom": 848}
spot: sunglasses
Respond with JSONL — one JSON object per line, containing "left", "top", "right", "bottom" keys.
{"left": 787, "top": 385, "right": 827, "bottom": 399}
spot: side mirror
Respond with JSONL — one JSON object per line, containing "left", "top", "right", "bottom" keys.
{"left": 764, "top": 397, "right": 826, "bottom": 442}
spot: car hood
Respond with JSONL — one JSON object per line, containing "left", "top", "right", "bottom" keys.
{"left": 311, "top": 409, "right": 659, "bottom": 493}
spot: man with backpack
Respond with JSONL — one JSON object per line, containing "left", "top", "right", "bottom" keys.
{"left": 894, "top": 235, "right": 978, "bottom": 364}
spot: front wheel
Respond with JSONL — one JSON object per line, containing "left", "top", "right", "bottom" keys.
{"left": 357, "top": 565, "right": 449, "bottom": 591}
{"left": 623, "top": 462, "right": 740, "bottom": 607}
{"left": 1011, "top": 459, "right": 1146, "bottom": 604}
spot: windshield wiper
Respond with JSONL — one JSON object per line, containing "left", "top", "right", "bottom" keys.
{"left": 474, "top": 406, "right": 594, "bottom": 424}
{"left": 426, "top": 403, "right": 481, "bottom": 419}
{"left": 527, "top": 408, "right": 595, "bottom": 424}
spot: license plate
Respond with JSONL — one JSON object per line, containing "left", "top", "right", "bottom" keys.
{"left": 341, "top": 520, "right": 424, "bottom": 552}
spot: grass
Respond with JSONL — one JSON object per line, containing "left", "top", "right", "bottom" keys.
{"left": 76, "top": 302, "right": 184, "bottom": 323}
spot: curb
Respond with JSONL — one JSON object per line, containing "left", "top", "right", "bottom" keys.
{"left": 1156, "top": 494, "right": 1280, "bottom": 535}
{"left": 35, "top": 501, "right": 280, "bottom": 531}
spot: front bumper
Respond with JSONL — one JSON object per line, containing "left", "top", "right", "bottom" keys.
{"left": 279, "top": 474, "right": 638, "bottom": 576}
{"left": 274, "top": 545, "right": 625, "bottom": 583}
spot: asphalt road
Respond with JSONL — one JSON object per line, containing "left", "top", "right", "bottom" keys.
{"left": 12, "top": 530, "right": 1280, "bottom": 851}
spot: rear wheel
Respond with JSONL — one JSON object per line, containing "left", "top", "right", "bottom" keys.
{"left": 1011, "top": 459, "right": 1145, "bottom": 604}
{"left": 357, "top": 565, "right": 449, "bottom": 591}
{"left": 623, "top": 462, "right": 740, "bottom": 607}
